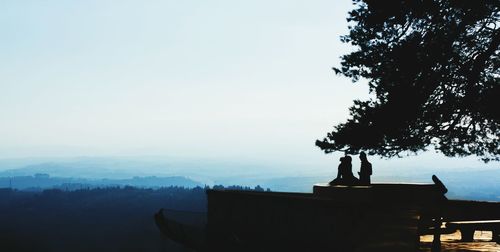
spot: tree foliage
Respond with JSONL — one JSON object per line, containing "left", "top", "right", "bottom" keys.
{"left": 316, "top": 0, "right": 500, "bottom": 161}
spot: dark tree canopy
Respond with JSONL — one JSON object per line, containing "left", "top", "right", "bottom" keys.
{"left": 316, "top": 0, "right": 500, "bottom": 161}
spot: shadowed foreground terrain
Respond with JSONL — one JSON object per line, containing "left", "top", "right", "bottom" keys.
{"left": 0, "top": 186, "right": 262, "bottom": 252}
{"left": 0, "top": 187, "right": 208, "bottom": 252}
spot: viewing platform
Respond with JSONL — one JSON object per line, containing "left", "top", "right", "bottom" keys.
{"left": 156, "top": 177, "right": 500, "bottom": 251}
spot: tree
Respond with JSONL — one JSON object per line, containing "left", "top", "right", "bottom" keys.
{"left": 316, "top": 0, "right": 500, "bottom": 162}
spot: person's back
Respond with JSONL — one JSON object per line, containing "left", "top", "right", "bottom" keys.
{"left": 330, "top": 157, "right": 345, "bottom": 185}
{"left": 332, "top": 155, "right": 358, "bottom": 185}
{"left": 342, "top": 156, "right": 354, "bottom": 178}
{"left": 342, "top": 155, "right": 359, "bottom": 185}
{"left": 330, "top": 155, "right": 360, "bottom": 185}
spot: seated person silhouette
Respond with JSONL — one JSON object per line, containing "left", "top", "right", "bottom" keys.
{"left": 330, "top": 155, "right": 359, "bottom": 186}
{"left": 357, "top": 151, "right": 372, "bottom": 185}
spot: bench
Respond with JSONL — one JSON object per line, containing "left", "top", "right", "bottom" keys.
{"left": 446, "top": 220, "right": 500, "bottom": 242}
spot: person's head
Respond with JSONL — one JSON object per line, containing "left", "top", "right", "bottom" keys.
{"left": 359, "top": 151, "right": 367, "bottom": 161}
{"left": 344, "top": 155, "right": 352, "bottom": 163}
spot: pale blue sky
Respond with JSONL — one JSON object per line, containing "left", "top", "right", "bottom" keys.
{"left": 0, "top": 0, "right": 496, "bottom": 174}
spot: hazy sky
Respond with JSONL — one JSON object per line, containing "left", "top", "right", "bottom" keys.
{"left": 0, "top": 0, "right": 496, "bottom": 173}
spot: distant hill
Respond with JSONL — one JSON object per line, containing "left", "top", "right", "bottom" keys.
{"left": 372, "top": 169, "right": 500, "bottom": 201}
{"left": 435, "top": 169, "right": 500, "bottom": 201}
{"left": 0, "top": 161, "right": 154, "bottom": 179}
{"left": 0, "top": 157, "right": 498, "bottom": 201}
{"left": 0, "top": 174, "right": 202, "bottom": 190}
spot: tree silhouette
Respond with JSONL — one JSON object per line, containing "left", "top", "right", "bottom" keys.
{"left": 316, "top": 0, "right": 500, "bottom": 162}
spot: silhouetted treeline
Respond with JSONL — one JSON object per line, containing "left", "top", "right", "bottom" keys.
{"left": 0, "top": 185, "right": 268, "bottom": 252}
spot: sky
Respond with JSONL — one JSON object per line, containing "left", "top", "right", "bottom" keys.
{"left": 0, "top": 0, "right": 496, "bottom": 176}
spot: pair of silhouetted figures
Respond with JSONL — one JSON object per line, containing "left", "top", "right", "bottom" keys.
{"left": 330, "top": 152, "right": 372, "bottom": 186}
